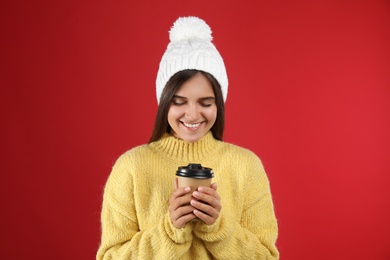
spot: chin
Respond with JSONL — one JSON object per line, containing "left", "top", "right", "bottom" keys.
{"left": 180, "top": 133, "right": 204, "bottom": 143}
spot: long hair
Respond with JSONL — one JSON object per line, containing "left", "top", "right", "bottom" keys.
{"left": 148, "top": 70, "right": 225, "bottom": 143}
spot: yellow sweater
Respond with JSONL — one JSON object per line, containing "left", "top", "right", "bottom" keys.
{"left": 97, "top": 132, "right": 279, "bottom": 259}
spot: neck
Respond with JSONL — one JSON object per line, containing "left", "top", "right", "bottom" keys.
{"left": 149, "top": 132, "right": 219, "bottom": 162}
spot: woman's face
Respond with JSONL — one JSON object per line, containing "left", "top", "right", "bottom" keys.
{"left": 167, "top": 73, "right": 217, "bottom": 143}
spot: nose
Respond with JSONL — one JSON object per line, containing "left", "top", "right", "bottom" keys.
{"left": 184, "top": 103, "right": 199, "bottom": 120}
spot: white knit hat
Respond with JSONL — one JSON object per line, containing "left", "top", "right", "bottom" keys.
{"left": 156, "top": 16, "right": 228, "bottom": 103}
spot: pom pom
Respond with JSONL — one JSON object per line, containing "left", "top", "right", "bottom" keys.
{"left": 169, "top": 16, "right": 212, "bottom": 42}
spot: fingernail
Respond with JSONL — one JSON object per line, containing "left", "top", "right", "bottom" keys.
{"left": 185, "top": 187, "right": 190, "bottom": 192}
{"left": 193, "top": 191, "right": 199, "bottom": 197}
{"left": 198, "top": 187, "right": 204, "bottom": 192}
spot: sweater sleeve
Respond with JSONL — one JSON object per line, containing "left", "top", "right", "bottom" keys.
{"left": 96, "top": 153, "right": 193, "bottom": 259}
{"left": 193, "top": 155, "right": 279, "bottom": 260}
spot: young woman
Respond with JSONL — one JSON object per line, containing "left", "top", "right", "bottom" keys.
{"left": 97, "top": 16, "right": 279, "bottom": 259}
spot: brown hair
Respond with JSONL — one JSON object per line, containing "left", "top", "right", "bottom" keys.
{"left": 148, "top": 70, "right": 225, "bottom": 143}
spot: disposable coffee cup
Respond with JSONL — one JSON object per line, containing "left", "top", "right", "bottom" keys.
{"left": 176, "top": 163, "right": 214, "bottom": 221}
{"left": 176, "top": 163, "right": 214, "bottom": 191}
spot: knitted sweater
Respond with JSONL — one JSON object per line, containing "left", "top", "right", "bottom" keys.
{"left": 96, "top": 132, "right": 279, "bottom": 259}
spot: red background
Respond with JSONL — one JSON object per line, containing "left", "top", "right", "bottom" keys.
{"left": 2, "top": 1, "right": 389, "bottom": 259}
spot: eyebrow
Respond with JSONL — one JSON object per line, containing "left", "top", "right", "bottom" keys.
{"left": 173, "top": 95, "right": 215, "bottom": 100}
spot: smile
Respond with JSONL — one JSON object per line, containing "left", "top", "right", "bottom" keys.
{"left": 183, "top": 122, "right": 201, "bottom": 128}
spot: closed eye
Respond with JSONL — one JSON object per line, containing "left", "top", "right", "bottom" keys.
{"left": 171, "top": 97, "right": 187, "bottom": 106}
{"left": 172, "top": 100, "right": 186, "bottom": 106}
{"left": 200, "top": 102, "right": 213, "bottom": 107}
{"left": 199, "top": 97, "right": 215, "bottom": 107}
{"left": 171, "top": 96, "right": 215, "bottom": 107}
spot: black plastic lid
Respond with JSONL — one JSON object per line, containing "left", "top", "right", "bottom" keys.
{"left": 176, "top": 163, "right": 214, "bottom": 179}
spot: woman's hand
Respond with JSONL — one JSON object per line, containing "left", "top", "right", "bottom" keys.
{"left": 190, "top": 183, "right": 221, "bottom": 225}
{"left": 169, "top": 178, "right": 197, "bottom": 229}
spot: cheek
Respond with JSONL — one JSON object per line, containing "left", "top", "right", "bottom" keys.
{"left": 167, "top": 107, "right": 182, "bottom": 122}
{"left": 205, "top": 107, "right": 217, "bottom": 123}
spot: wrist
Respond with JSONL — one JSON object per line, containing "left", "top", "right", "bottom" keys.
{"left": 164, "top": 212, "right": 194, "bottom": 243}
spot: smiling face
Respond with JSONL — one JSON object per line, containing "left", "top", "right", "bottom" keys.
{"left": 167, "top": 73, "right": 217, "bottom": 143}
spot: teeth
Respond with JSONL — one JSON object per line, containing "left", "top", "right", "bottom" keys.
{"left": 183, "top": 122, "right": 201, "bottom": 128}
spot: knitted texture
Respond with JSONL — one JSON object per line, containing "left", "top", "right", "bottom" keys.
{"left": 97, "top": 132, "right": 279, "bottom": 259}
{"left": 156, "top": 16, "right": 228, "bottom": 103}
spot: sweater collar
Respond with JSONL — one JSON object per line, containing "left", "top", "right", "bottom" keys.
{"left": 149, "top": 131, "right": 220, "bottom": 162}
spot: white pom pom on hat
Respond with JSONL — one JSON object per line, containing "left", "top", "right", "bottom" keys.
{"left": 156, "top": 16, "right": 228, "bottom": 103}
{"left": 169, "top": 16, "right": 212, "bottom": 42}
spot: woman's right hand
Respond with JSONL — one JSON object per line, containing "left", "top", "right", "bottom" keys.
{"left": 169, "top": 178, "right": 197, "bottom": 228}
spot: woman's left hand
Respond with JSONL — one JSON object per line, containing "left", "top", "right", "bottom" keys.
{"left": 190, "top": 183, "right": 221, "bottom": 225}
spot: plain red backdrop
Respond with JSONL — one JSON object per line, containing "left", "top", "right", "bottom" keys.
{"left": 1, "top": 1, "right": 389, "bottom": 259}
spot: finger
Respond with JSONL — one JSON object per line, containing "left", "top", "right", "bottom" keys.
{"left": 210, "top": 182, "right": 218, "bottom": 191}
{"left": 190, "top": 199, "right": 219, "bottom": 219}
{"left": 197, "top": 186, "right": 220, "bottom": 201}
{"left": 174, "top": 212, "right": 197, "bottom": 228}
{"left": 193, "top": 209, "right": 217, "bottom": 225}
{"left": 171, "top": 204, "right": 196, "bottom": 220}
{"left": 170, "top": 190, "right": 193, "bottom": 211}
{"left": 193, "top": 190, "right": 221, "bottom": 209}
{"left": 172, "top": 186, "right": 191, "bottom": 199}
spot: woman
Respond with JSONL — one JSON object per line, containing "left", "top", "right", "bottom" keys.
{"left": 97, "top": 16, "right": 279, "bottom": 259}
